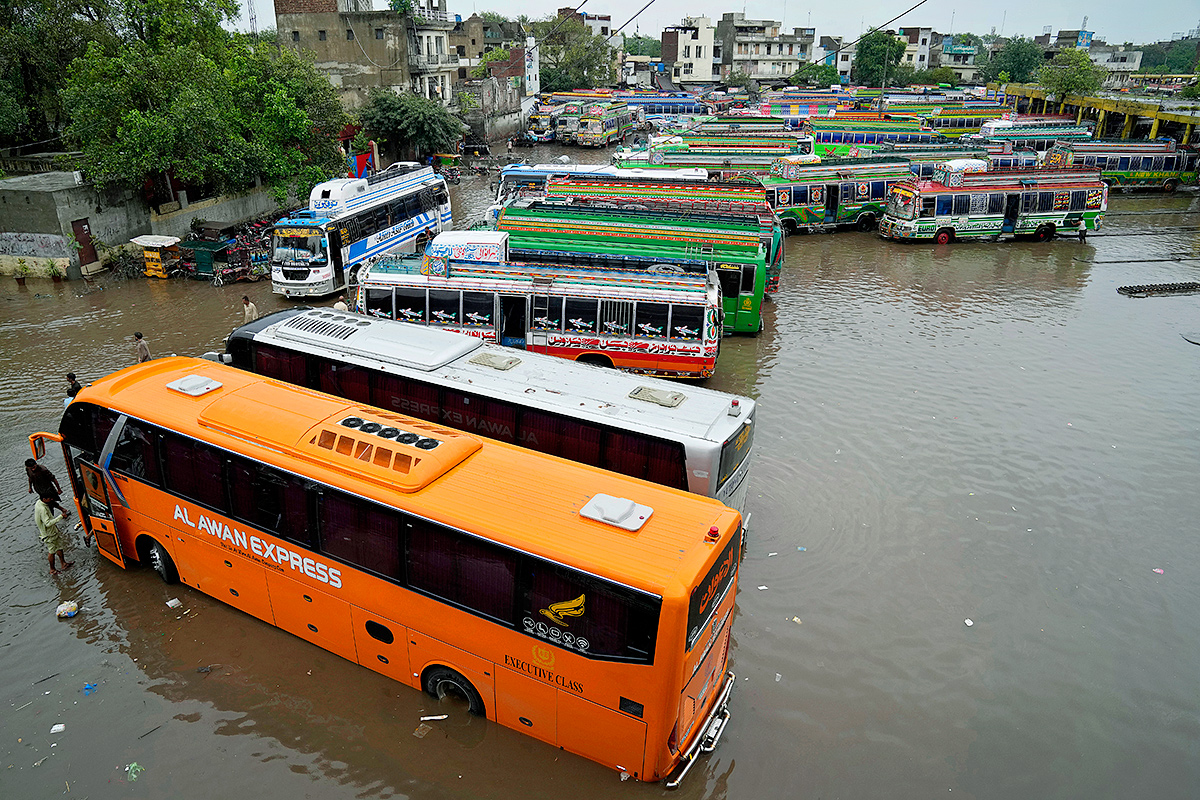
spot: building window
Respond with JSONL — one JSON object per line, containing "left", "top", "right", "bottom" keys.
{"left": 907, "top": 54, "right": 913, "bottom": 61}
{"left": 347, "top": 29, "right": 354, "bottom": 40}
{"left": 919, "top": 54, "right": 925, "bottom": 62}
{"left": 683, "top": 45, "right": 690, "bottom": 57}
{"left": 457, "top": 44, "right": 465, "bottom": 55}
{"left": 601, "top": 26, "right": 608, "bottom": 35}
{"left": 318, "top": 29, "right": 326, "bottom": 41}
{"left": 471, "top": 38, "right": 476, "bottom": 45}
{"left": 291, "top": 30, "right": 299, "bottom": 42}
{"left": 841, "top": 54, "right": 849, "bottom": 61}
{"left": 921, "top": 37, "right": 928, "bottom": 45}
{"left": 375, "top": 28, "right": 384, "bottom": 39}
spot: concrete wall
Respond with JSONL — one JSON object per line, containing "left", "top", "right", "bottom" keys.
{"left": 278, "top": 10, "right": 411, "bottom": 109}
{"left": 149, "top": 186, "right": 283, "bottom": 239}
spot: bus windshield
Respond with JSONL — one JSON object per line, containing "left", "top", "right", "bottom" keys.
{"left": 272, "top": 228, "right": 327, "bottom": 264}
{"left": 887, "top": 188, "right": 918, "bottom": 220}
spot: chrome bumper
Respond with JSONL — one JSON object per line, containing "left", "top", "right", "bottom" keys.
{"left": 664, "top": 671, "right": 735, "bottom": 790}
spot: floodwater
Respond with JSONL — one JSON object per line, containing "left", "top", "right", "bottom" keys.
{"left": 3, "top": 145, "right": 1200, "bottom": 799}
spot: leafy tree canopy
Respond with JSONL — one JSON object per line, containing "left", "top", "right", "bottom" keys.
{"left": 471, "top": 47, "right": 511, "bottom": 78}
{"left": 792, "top": 62, "right": 842, "bottom": 87}
{"left": 851, "top": 30, "right": 906, "bottom": 87}
{"left": 359, "top": 89, "right": 465, "bottom": 160}
{"left": 624, "top": 34, "right": 660, "bottom": 58}
{"left": 528, "top": 15, "right": 615, "bottom": 91}
{"left": 981, "top": 36, "right": 1044, "bottom": 83}
{"left": 1038, "top": 47, "right": 1107, "bottom": 100}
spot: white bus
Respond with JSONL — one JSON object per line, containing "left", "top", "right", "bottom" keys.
{"left": 271, "top": 163, "right": 451, "bottom": 299}
{"left": 216, "top": 307, "right": 755, "bottom": 512}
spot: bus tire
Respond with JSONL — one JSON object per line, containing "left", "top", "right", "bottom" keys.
{"left": 783, "top": 219, "right": 799, "bottom": 236}
{"left": 577, "top": 354, "right": 614, "bottom": 369}
{"left": 147, "top": 539, "right": 179, "bottom": 585}
{"left": 935, "top": 229, "right": 954, "bottom": 245}
{"left": 1163, "top": 179, "right": 1179, "bottom": 193}
{"left": 856, "top": 213, "right": 877, "bottom": 232}
{"left": 348, "top": 264, "right": 361, "bottom": 289}
{"left": 1035, "top": 224, "right": 1055, "bottom": 242}
{"left": 423, "top": 666, "right": 486, "bottom": 717}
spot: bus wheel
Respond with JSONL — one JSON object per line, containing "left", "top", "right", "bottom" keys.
{"left": 347, "top": 265, "right": 361, "bottom": 289}
{"left": 935, "top": 229, "right": 954, "bottom": 245}
{"left": 423, "top": 666, "right": 486, "bottom": 717}
{"left": 147, "top": 539, "right": 179, "bottom": 585}
{"left": 1163, "top": 179, "right": 1179, "bottom": 193}
{"left": 856, "top": 214, "right": 876, "bottom": 232}
{"left": 577, "top": 354, "right": 614, "bottom": 369}
{"left": 1035, "top": 224, "right": 1055, "bottom": 242}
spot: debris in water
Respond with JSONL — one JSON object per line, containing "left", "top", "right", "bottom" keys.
{"left": 413, "top": 723, "right": 433, "bottom": 739}
{"left": 420, "top": 714, "right": 449, "bottom": 721}
{"left": 775, "top": 673, "right": 782, "bottom": 682}
{"left": 757, "top": 585, "right": 768, "bottom": 591}
{"left": 83, "top": 683, "right": 97, "bottom": 696}
{"left": 55, "top": 602, "right": 78, "bottom": 618}
{"left": 964, "top": 619, "right": 974, "bottom": 627}
{"left": 50, "top": 723, "right": 65, "bottom": 734}
{"left": 125, "top": 763, "right": 144, "bottom": 781}
{"left": 797, "top": 547, "right": 806, "bottom": 552}
{"left": 166, "top": 598, "right": 182, "bottom": 608}
{"left": 1152, "top": 568, "right": 1164, "bottom": 575}
{"left": 791, "top": 617, "right": 802, "bottom": 625}
{"left": 619, "top": 770, "right": 631, "bottom": 781}
{"left": 767, "top": 552, "right": 778, "bottom": 557}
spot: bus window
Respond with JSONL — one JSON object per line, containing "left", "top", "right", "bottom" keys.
{"left": 831, "top": 132, "right": 843, "bottom": 143}
{"left": 229, "top": 458, "right": 312, "bottom": 546}
{"left": 254, "top": 343, "right": 308, "bottom": 386}
{"left": 1118, "top": 157, "right": 1131, "bottom": 171}
{"left": 407, "top": 519, "right": 517, "bottom": 623}
{"left": 1152, "top": 156, "right": 1165, "bottom": 171}
{"left": 522, "top": 561, "right": 659, "bottom": 662}
{"left": 1022, "top": 192, "right": 1037, "bottom": 213}
{"left": 60, "top": 402, "right": 119, "bottom": 459}
{"left": 366, "top": 288, "right": 394, "bottom": 319}
{"left": 634, "top": 302, "right": 669, "bottom": 338}
{"left": 935, "top": 195, "right": 953, "bottom": 216}
{"left": 319, "top": 490, "right": 401, "bottom": 579}
{"left": 870, "top": 181, "right": 886, "bottom": 199}
{"left": 1037, "top": 192, "right": 1054, "bottom": 212}
{"left": 161, "top": 432, "right": 228, "bottom": 514}
{"left": 794, "top": 186, "right": 808, "bottom": 204}
{"left": 715, "top": 268, "right": 740, "bottom": 299}
{"left": 565, "top": 298, "right": 599, "bottom": 333}
{"left": 316, "top": 359, "right": 370, "bottom": 404}
{"left": 988, "top": 193, "right": 1005, "bottom": 213}
{"left": 373, "top": 374, "right": 439, "bottom": 422}
{"left": 109, "top": 419, "right": 163, "bottom": 486}
{"left": 533, "top": 296, "right": 562, "bottom": 330}
{"left": 462, "top": 291, "right": 494, "bottom": 328}
{"left": 740, "top": 265, "right": 755, "bottom": 295}
{"left": 1141, "top": 157, "right": 1153, "bottom": 170}
{"left": 561, "top": 420, "right": 603, "bottom": 466}
{"left": 395, "top": 288, "right": 427, "bottom": 323}
{"left": 670, "top": 306, "right": 703, "bottom": 340}
{"left": 953, "top": 194, "right": 970, "bottom": 215}
{"left": 646, "top": 439, "right": 688, "bottom": 490}
{"left": 443, "top": 389, "right": 517, "bottom": 443}
{"left": 1070, "top": 190, "right": 1086, "bottom": 211}
{"left": 429, "top": 290, "right": 461, "bottom": 326}
{"left": 600, "top": 301, "right": 633, "bottom": 336}
{"left": 603, "top": 431, "right": 650, "bottom": 481}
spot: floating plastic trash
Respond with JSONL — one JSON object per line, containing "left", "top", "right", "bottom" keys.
{"left": 50, "top": 724, "right": 65, "bottom": 734}
{"left": 55, "top": 602, "right": 77, "bottom": 618}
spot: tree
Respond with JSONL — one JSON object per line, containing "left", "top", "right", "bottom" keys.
{"left": 890, "top": 62, "right": 916, "bottom": 87}
{"left": 793, "top": 63, "right": 841, "bottom": 87}
{"left": 1038, "top": 48, "right": 1107, "bottom": 101}
{"left": 471, "top": 47, "right": 510, "bottom": 78}
{"left": 724, "top": 69, "right": 751, "bottom": 89}
{"left": 981, "top": 37, "right": 1044, "bottom": 83}
{"left": 359, "top": 89, "right": 465, "bottom": 161}
{"left": 480, "top": 11, "right": 510, "bottom": 24}
{"left": 624, "top": 34, "right": 660, "bottom": 58}
{"left": 528, "top": 16, "right": 614, "bottom": 91}
{"left": 851, "top": 29, "right": 906, "bottom": 87}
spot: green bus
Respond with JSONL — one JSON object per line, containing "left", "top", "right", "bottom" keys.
{"left": 1044, "top": 139, "right": 1199, "bottom": 191}
{"left": 761, "top": 156, "right": 915, "bottom": 232}
{"left": 576, "top": 100, "right": 634, "bottom": 147}
{"left": 803, "top": 118, "right": 946, "bottom": 158}
{"left": 497, "top": 201, "right": 769, "bottom": 334}
{"left": 885, "top": 105, "right": 1006, "bottom": 138}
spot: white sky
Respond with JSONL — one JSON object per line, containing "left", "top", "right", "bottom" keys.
{"left": 237, "top": 0, "right": 1199, "bottom": 48}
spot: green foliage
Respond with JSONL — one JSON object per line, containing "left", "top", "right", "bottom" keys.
{"left": 350, "top": 128, "right": 372, "bottom": 154}
{"left": 1180, "top": 83, "right": 1199, "bottom": 99}
{"left": 997, "top": 70, "right": 1011, "bottom": 83}
{"left": 910, "top": 66, "right": 957, "bottom": 86}
{"left": 793, "top": 63, "right": 842, "bottom": 87}
{"left": 360, "top": 89, "right": 464, "bottom": 161}
{"left": 388, "top": 0, "right": 414, "bottom": 15}
{"left": 890, "top": 62, "right": 916, "bottom": 87}
{"left": 724, "top": 70, "right": 751, "bottom": 88}
{"left": 480, "top": 11, "right": 509, "bottom": 24}
{"left": 62, "top": 37, "right": 347, "bottom": 205}
{"left": 16, "top": 258, "right": 31, "bottom": 276}
{"left": 851, "top": 30, "right": 906, "bottom": 87}
{"left": 471, "top": 47, "right": 511, "bottom": 78}
{"left": 528, "top": 15, "right": 615, "bottom": 91}
{"left": 981, "top": 37, "right": 1044, "bottom": 83}
{"left": 44, "top": 259, "right": 61, "bottom": 277}
{"left": 1038, "top": 48, "right": 1107, "bottom": 100}
{"left": 623, "top": 34, "right": 661, "bottom": 58}
{"left": 1135, "top": 42, "right": 1195, "bottom": 74}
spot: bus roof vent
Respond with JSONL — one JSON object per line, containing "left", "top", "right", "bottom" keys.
{"left": 580, "top": 494, "right": 653, "bottom": 532}
{"left": 469, "top": 352, "right": 521, "bottom": 371}
{"left": 166, "top": 375, "right": 223, "bottom": 397}
{"left": 629, "top": 386, "right": 685, "bottom": 408}
{"left": 279, "top": 311, "right": 363, "bottom": 341}
{"left": 271, "top": 309, "right": 481, "bottom": 371}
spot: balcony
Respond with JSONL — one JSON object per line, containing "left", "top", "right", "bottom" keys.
{"left": 412, "top": 8, "right": 456, "bottom": 29}
{"left": 409, "top": 52, "right": 460, "bottom": 71}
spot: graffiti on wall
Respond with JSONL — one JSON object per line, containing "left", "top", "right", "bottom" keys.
{"left": 0, "top": 232, "right": 72, "bottom": 258}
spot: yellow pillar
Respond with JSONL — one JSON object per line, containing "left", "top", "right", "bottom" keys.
{"left": 1058, "top": 100, "right": 1066, "bottom": 114}
{"left": 1121, "top": 114, "right": 1134, "bottom": 139}
{"left": 1186, "top": 123, "right": 1195, "bottom": 146}
{"left": 1148, "top": 116, "right": 1160, "bottom": 139}
{"left": 1096, "top": 108, "right": 1106, "bottom": 137}
{"left": 1076, "top": 105, "right": 1083, "bottom": 124}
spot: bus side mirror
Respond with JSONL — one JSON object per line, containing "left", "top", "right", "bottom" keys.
{"left": 33, "top": 437, "right": 45, "bottom": 460}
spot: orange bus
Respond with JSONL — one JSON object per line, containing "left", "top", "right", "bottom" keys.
{"left": 31, "top": 357, "right": 741, "bottom": 786}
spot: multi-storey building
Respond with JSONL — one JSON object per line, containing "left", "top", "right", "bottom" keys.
{"left": 716, "top": 13, "right": 815, "bottom": 82}
{"left": 899, "top": 26, "right": 934, "bottom": 69}
{"left": 930, "top": 38, "right": 979, "bottom": 83}
{"left": 662, "top": 16, "right": 720, "bottom": 84}
{"left": 818, "top": 35, "right": 854, "bottom": 82}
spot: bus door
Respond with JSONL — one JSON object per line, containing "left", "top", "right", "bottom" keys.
{"left": 327, "top": 230, "right": 345, "bottom": 287}
{"left": 824, "top": 183, "right": 840, "bottom": 223}
{"left": 500, "top": 295, "right": 528, "bottom": 349}
{"left": 1001, "top": 194, "right": 1021, "bottom": 234}
{"left": 529, "top": 293, "right": 553, "bottom": 349}
{"left": 76, "top": 460, "right": 126, "bottom": 567}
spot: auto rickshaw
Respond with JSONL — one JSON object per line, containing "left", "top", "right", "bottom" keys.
{"left": 431, "top": 153, "right": 461, "bottom": 184}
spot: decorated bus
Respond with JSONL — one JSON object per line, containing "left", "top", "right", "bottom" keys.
{"left": 34, "top": 358, "right": 741, "bottom": 785}
{"left": 1043, "top": 138, "right": 1199, "bottom": 191}
{"left": 577, "top": 100, "right": 634, "bottom": 147}
{"left": 964, "top": 121, "right": 1092, "bottom": 154}
{"left": 879, "top": 163, "right": 1107, "bottom": 244}
{"left": 803, "top": 118, "right": 946, "bottom": 158}
{"left": 220, "top": 308, "right": 756, "bottom": 510}
{"left": 496, "top": 203, "right": 768, "bottom": 334}
{"left": 526, "top": 103, "right": 564, "bottom": 142}
{"left": 761, "top": 155, "right": 914, "bottom": 232}
{"left": 271, "top": 163, "right": 450, "bottom": 299}
{"left": 361, "top": 232, "right": 725, "bottom": 378}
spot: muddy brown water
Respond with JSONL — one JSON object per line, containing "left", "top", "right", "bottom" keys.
{"left": 2, "top": 146, "right": 1200, "bottom": 799}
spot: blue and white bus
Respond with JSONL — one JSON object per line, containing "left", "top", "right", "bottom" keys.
{"left": 271, "top": 162, "right": 452, "bottom": 299}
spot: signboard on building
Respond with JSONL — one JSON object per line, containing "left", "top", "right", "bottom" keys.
{"left": 1076, "top": 31, "right": 1093, "bottom": 48}
{"left": 525, "top": 36, "right": 540, "bottom": 95}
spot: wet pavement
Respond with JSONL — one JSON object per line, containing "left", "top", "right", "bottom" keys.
{"left": 2, "top": 145, "right": 1200, "bottom": 799}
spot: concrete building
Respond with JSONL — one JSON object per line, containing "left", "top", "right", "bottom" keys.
{"left": 662, "top": 16, "right": 719, "bottom": 84}
{"left": 899, "top": 26, "right": 933, "bottom": 68}
{"left": 931, "top": 38, "right": 979, "bottom": 83}
{"left": 274, "top": 0, "right": 458, "bottom": 108}
{"left": 1087, "top": 45, "right": 1144, "bottom": 88}
{"left": 623, "top": 54, "right": 665, "bottom": 88}
{"left": 817, "top": 35, "right": 854, "bottom": 81}
{"left": 717, "top": 13, "right": 815, "bottom": 82}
